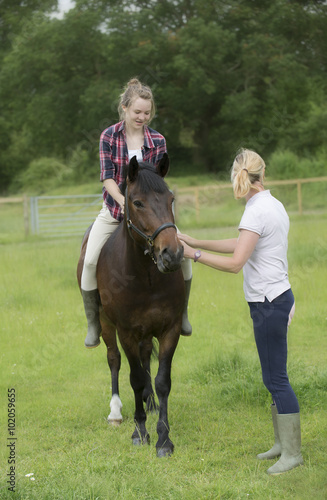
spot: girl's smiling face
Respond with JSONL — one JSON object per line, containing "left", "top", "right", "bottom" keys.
{"left": 123, "top": 97, "right": 152, "bottom": 132}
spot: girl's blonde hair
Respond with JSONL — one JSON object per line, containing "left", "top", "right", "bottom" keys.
{"left": 118, "top": 78, "right": 156, "bottom": 122}
{"left": 231, "top": 148, "right": 266, "bottom": 199}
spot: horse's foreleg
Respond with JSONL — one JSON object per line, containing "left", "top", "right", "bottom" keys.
{"left": 101, "top": 315, "right": 122, "bottom": 425}
{"left": 155, "top": 335, "right": 179, "bottom": 457}
{"left": 140, "top": 339, "right": 159, "bottom": 414}
{"left": 121, "top": 340, "right": 149, "bottom": 446}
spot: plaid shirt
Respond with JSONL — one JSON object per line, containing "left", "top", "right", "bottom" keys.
{"left": 99, "top": 121, "right": 167, "bottom": 221}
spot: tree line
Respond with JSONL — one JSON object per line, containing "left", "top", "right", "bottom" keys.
{"left": 1, "top": 0, "right": 327, "bottom": 193}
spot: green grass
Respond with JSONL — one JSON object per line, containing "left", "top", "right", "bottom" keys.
{"left": 0, "top": 191, "right": 327, "bottom": 498}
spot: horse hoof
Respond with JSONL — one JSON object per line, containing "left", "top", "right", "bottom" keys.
{"left": 156, "top": 447, "right": 173, "bottom": 458}
{"left": 108, "top": 418, "right": 122, "bottom": 427}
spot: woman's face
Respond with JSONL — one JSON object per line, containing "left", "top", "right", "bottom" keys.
{"left": 123, "top": 97, "right": 152, "bottom": 132}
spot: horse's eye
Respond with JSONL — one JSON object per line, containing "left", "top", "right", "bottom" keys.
{"left": 133, "top": 200, "right": 144, "bottom": 208}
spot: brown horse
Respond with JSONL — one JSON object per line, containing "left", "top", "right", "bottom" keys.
{"left": 77, "top": 154, "right": 185, "bottom": 457}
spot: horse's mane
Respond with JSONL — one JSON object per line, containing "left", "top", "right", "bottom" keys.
{"left": 122, "top": 162, "right": 168, "bottom": 195}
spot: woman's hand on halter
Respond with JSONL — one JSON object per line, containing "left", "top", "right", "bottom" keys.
{"left": 178, "top": 234, "right": 198, "bottom": 260}
{"left": 178, "top": 233, "right": 197, "bottom": 248}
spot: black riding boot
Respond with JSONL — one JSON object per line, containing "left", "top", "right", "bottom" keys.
{"left": 81, "top": 289, "right": 101, "bottom": 348}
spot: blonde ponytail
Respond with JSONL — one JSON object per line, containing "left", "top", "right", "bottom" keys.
{"left": 231, "top": 149, "right": 265, "bottom": 199}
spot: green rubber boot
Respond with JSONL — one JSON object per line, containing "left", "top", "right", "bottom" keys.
{"left": 267, "top": 413, "right": 304, "bottom": 475}
{"left": 81, "top": 289, "right": 101, "bottom": 348}
{"left": 257, "top": 404, "right": 281, "bottom": 460}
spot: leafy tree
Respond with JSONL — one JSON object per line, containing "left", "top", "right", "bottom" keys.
{"left": 1, "top": 0, "right": 327, "bottom": 193}
{"left": 0, "top": 7, "right": 108, "bottom": 190}
{"left": 0, "top": 0, "right": 58, "bottom": 58}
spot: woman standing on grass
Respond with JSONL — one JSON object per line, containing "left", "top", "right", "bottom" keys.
{"left": 80, "top": 78, "right": 193, "bottom": 348}
{"left": 178, "top": 148, "right": 303, "bottom": 475}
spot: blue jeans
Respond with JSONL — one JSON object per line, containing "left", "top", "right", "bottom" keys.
{"left": 248, "top": 289, "right": 300, "bottom": 414}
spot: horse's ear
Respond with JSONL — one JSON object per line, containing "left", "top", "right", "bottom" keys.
{"left": 156, "top": 153, "right": 170, "bottom": 178}
{"left": 128, "top": 155, "right": 139, "bottom": 183}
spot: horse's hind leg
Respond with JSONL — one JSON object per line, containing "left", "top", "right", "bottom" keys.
{"left": 140, "top": 339, "right": 159, "bottom": 414}
{"left": 101, "top": 313, "right": 122, "bottom": 426}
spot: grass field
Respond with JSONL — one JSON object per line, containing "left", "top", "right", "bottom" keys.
{"left": 0, "top": 192, "right": 327, "bottom": 498}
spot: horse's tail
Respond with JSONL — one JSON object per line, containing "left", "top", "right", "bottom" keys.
{"left": 151, "top": 338, "right": 159, "bottom": 360}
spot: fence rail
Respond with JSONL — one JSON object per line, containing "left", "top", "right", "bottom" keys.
{"left": 1, "top": 176, "right": 326, "bottom": 237}
{"left": 174, "top": 175, "right": 327, "bottom": 222}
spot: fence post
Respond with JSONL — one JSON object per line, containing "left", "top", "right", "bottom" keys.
{"left": 30, "top": 197, "right": 38, "bottom": 235}
{"left": 23, "top": 194, "right": 29, "bottom": 237}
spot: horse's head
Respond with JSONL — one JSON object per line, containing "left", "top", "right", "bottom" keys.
{"left": 125, "top": 154, "right": 184, "bottom": 273}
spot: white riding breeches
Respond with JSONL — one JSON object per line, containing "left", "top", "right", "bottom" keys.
{"left": 81, "top": 203, "right": 120, "bottom": 290}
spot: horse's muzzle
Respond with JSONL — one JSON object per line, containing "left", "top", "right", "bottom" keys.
{"left": 157, "top": 246, "right": 184, "bottom": 273}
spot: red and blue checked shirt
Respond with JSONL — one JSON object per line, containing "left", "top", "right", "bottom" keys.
{"left": 99, "top": 121, "right": 167, "bottom": 221}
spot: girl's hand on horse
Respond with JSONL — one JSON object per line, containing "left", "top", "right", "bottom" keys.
{"left": 119, "top": 195, "right": 125, "bottom": 214}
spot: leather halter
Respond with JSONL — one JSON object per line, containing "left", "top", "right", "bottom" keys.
{"left": 125, "top": 185, "right": 177, "bottom": 264}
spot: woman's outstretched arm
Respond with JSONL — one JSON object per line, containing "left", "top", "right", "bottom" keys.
{"left": 179, "top": 230, "right": 259, "bottom": 274}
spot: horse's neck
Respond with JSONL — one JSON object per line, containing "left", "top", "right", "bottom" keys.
{"left": 122, "top": 223, "right": 157, "bottom": 278}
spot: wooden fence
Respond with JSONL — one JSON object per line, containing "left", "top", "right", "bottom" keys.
{"left": 174, "top": 175, "right": 327, "bottom": 222}
{"left": 1, "top": 176, "right": 326, "bottom": 237}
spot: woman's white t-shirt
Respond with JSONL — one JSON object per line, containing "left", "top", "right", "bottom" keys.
{"left": 238, "top": 190, "right": 291, "bottom": 303}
